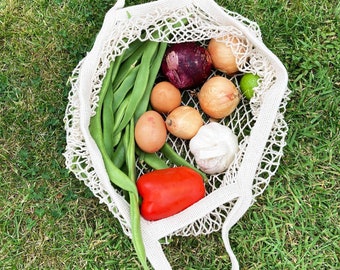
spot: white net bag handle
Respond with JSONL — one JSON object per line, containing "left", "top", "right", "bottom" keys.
{"left": 72, "top": 0, "right": 288, "bottom": 269}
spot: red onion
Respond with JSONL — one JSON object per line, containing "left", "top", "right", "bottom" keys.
{"left": 161, "top": 42, "right": 212, "bottom": 89}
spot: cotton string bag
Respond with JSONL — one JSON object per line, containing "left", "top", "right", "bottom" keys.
{"left": 63, "top": 0, "right": 290, "bottom": 269}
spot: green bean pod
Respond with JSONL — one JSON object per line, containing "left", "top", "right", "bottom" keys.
{"left": 123, "top": 119, "right": 148, "bottom": 269}
{"left": 111, "top": 129, "right": 122, "bottom": 150}
{"left": 89, "top": 65, "right": 137, "bottom": 193}
{"left": 136, "top": 147, "right": 169, "bottom": 170}
{"left": 123, "top": 119, "right": 136, "bottom": 181}
{"left": 102, "top": 80, "right": 115, "bottom": 159}
{"left": 111, "top": 41, "right": 149, "bottom": 90}
{"left": 111, "top": 137, "right": 125, "bottom": 168}
{"left": 101, "top": 53, "right": 125, "bottom": 157}
{"left": 89, "top": 55, "right": 147, "bottom": 269}
{"left": 113, "top": 41, "right": 160, "bottom": 136}
{"left": 112, "top": 65, "right": 140, "bottom": 114}
{"left": 134, "top": 41, "right": 168, "bottom": 121}
{"left": 111, "top": 93, "right": 131, "bottom": 136}
{"left": 129, "top": 192, "right": 148, "bottom": 269}
{"left": 161, "top": 142, "right": 208, "bottom": 181}
{"left": 121, "top": 39, "right": 144, "bottom": 62}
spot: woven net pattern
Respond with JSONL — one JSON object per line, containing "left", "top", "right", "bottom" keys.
{"left": 64, "top": 2, "right": 290, "bottom": 240}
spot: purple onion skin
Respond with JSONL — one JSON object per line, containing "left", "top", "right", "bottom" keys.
{"left": 161, "top": 42, "right": 212, "bottom": 89}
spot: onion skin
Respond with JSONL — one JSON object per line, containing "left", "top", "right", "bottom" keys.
{"left": 161, "top": 42, "right": 212, "bottom": 89}
{"left": 207, "top": 36, "right": 245, "bottom": 75}
{"left": 165, "top": 106, "right": 203, "bottom": 139}
{"left": 198, "top": 76, "right": 240, "bottom": 119}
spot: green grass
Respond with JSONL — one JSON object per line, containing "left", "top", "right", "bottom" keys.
{"left": 1, "top": 0, "right": 339, "bottom": 269}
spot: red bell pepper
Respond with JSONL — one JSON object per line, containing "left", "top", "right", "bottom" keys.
{"left": 136, "top": 166, "right": 205, "bottom": 221}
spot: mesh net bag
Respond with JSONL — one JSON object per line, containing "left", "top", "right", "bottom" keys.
{"left": 63, "top": 0, "right": 290, "bottom": 269}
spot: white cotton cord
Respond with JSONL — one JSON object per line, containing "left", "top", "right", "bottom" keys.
{"left": 223, "top": 230, "right": 239, "bottom": 270}
{"left": 142, "top": 231, "right": 172, "bottom": 270}
{"left": 114, "top": 0, "right": 125, "bottom": 9}
{"left": 221, "top": 194, "right": 253, "bottom": 270}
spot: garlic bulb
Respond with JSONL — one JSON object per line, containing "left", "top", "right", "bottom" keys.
{"left": 189, "top": 122, "right": 239, "bottom": 174}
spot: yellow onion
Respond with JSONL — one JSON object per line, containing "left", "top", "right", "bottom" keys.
{"left": 198, "top": 76, "right": 240, "bottom": 119}
{"left": 207, "top": 36, "right": 245, "bottom": 75}
{"left": 165, "top": 106, "right": 203, "bottom": 139}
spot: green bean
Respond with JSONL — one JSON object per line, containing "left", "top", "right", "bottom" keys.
{"left": 134, "top": 41, "right": 168, "bottom": 120}
{"left": 90, "top": 125, "right": 145, "bottom": 266}
{"left": 89, "top": 58, "right": 147, "bottom": 269}
{"left": 90, "top": 114, "right": 138, "bottom": 193}
{"left": 121, "top": 39, "right": 144, "bottom": 62}
{"left": 111, "top": 93, "right": 131, "bottom": 135}
{"left": 102, "top": 79, "right": 115, "bottom": 159}
{"left": 129, "top": 192, "right": 148, "bottom": 269}
{"left": 111, "top": 129, "right": 122, "bottom": 149}
{"left": 112, "top": 65, "right": 140, "bottom": 114}
{"left": 89, "top": 66, "right": 137, "bottom": 192}
{"left": 131, "top": 22, "right": 184, "bottom": 122}
{"left": 161, "top": 142, "right": 208, "bottom": 180}
{"left": 91, "top": 30, "right": 181, "bottom": 268}
{"left": 111, "top": 94, "right": 131, "bottom": 149}
{"left": 123, "top": 119, "right": 136, "bottom": 181}
{"left": 102, "top": 41, "right": 143, "bottom": 155}
{"left": 90, "top": 61, "right": 118, "bottom": 147}
{"left": 136, "top": 147, "right": 169, "bottom": 170}
{"left": 111, "top": 136, "right": 125, "bottom": 168}
{"left": 123, "top": 120, "right": 148, "bottom": 269}
{"left": 91, "top": 126, "right": 146, "bottom": 267}
{"left": 111, "top": 41, "right": 149, "bottom": 90}
{"left": 101, "top": 54, "right": 125, "bottom": 157}
{"left": 113, "top": 41, "right": 160, "bottom": 136}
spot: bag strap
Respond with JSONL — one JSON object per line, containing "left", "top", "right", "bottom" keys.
{"left": 113, "top": 0, "right": 125, "bottom": 9}
{"left": 140, "top": 183, "right": 242, "bottom": 270}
